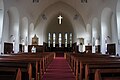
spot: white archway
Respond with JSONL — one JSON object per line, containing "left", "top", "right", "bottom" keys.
{"left": 116, "top": 0, "right": 120, "bottom": 55}
{"left": 20, "top": 17, "right": 28, "bottom": 52}
{"left": 0, "top": 0, "right": 4, "bottom": 54}
{"left": 8, "top": 7, "right": 19, "bottom": 53}
{"left": 92, "top": 17, "right": 100, "bottom": 53}
{"left": 34, "top": 1, "right": 86, "bottom": 44}
{"left": 117, "top": 0, "right": 120, "bottom": 40}
{"left": 101, "top": 8, "right": 113, "bottom": 54}
{"left": 28, "top": 23, "right": 34, "bottom": 45}
{"left": 86, "top": 24, "right": 92, "bottom": 45}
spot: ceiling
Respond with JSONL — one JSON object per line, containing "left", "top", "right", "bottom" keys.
{"left": 4, "top": 0, "right": 117, "bottom": 25}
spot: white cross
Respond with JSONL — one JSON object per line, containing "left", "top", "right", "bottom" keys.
{"left": 58, "top": 15, "right": 63, "bottom": 24}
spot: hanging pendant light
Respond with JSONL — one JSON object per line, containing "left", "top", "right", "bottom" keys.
{"left": 81, "top": 0, "right": 87, "bottom": 3}
{"left": 33, "top": 0, "right": 39, "bottom": 3}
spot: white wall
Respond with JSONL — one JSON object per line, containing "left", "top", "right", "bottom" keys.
{"left": 92, "top": 17, "right": 100, "bottom": 53}
{"left": 28, "top": 23, "right": 34, "bottom": 45}
{"left": 8, "top": 7, "right": 19, "bottom": 53}
{"left": 0, "top": 0, "right": 4, "bottom": 54}
{"left": 85, "top": 24, "right": 92, "bottom": 45}
{"left": 101, "top": 8, "right": 113, "bottom": 54}
{"left": 116, "top": 0, "right": 120, "bottom": 55}
{"left": 20, "top": 17, "right": 28, "bottom": 52}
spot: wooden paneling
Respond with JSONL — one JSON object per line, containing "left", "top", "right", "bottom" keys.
{"left": 107, "top": 44, "right": 116, "bottom": 55}
{"left": 19, "top": 44, "right": 22, "bottom": 52}
{"left": 43, "top": 42, "right": 77, "bottom": 52}
{"left": 28, "top": 45, "right": 43, "bottom": 52}
{"left": 95, "top": 45, "right": 100, "bottom": 53}
{"left": 4, "top": 42, "right": 13, "bottom": 54}
{"left": 85, "top": 46, "right": 92, "bottom": 52}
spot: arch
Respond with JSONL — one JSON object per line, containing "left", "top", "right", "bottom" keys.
{"left": 34, "top": 1, "right": 86, "bottom": 44}
{"left": 28, "top": 23, "right": 34, "bottom": 45}
{"left": 0, "top": 0, "right": 4, "bottom": 53}
{"left": 92, "top": 17, "right": 100, "bottom": 53}
{"left": 86, "top": 24, "right": 92, "bottom": 45}
{"left": 101, "top": 7, "right": 113, "bottom": 54}
{"left": 20, "top": 17, "right": 28, "bottom": 52}
{"left": 7, "top": 7, "right": 19, "bottom": 53}
{"left": 45, "top": 13, "right": 74, "bottom": 44}
{"left": 117, "top": 0, "right": 120, "bottom": 40}
{"left": 92, "top": 18, "right": 100, "bottom": 40}
{"left": 20, "top": 17, "right": 28, "bottom": 43}
{"left": 116, "top": 0, "right": 120, "bottom": 55}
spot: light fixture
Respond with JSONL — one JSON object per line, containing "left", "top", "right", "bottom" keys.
{"left": 81, "top": 0, "right": 87, "bottom": 3}
{"left": 73, "top": 14, "right": 79, "bottom": 20}
{"left": 41, "top": 14, "right": 47, "bottom": 20}
{"left": 10, "top": 35, "right": 15, "bottom": 42}
{"left": 73, "top": 0, "right": 79, "bottom": 20}
{"left": 33, "top": 0, "right": 39, "bottom": 3}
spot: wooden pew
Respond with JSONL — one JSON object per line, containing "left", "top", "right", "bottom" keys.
{"left": 79, "top": 58, "right": 120, "bottom": 80}
{"left": 0, "top": 58, "right": 34, "bottom": 80}
{"left": 0, "top": 67, "right": 22, "bottom": 80}
{"left": 16, "top": 68, "right": 22, "bottom": 80}
{"left": 94, "top": 69, "right": 120, "bottom": 80}
{"left": 65, "top": 53, "right": 120, "bottom": 80}
{"left": 0, "top": 53, "right": 48, "bottom": 80}
{"left": 0, "top": 52, "right": 55, "bottom": 80}
{"left": 84, "top": 61, "right": 120, "bottom": 80}
{"left": 65, "top": 53, "right": 118, "bottom": 70}
{"left": 0, "top": 64, "right": 31, "bottom": 80}
{"left": 10, "top": 52, "right": 55, "bottom": 75}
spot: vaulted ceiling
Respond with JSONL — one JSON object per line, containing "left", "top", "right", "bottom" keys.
{"left": 4, "top": 0, "right": 117, "bottom": 25}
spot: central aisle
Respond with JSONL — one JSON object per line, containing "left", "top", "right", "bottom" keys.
{"left": 42, "top": 57, "right": 75, "bottom": 80}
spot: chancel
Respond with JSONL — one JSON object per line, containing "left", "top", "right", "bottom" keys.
{"left": 0, "top": 0, "right": 120, "bottom": 80}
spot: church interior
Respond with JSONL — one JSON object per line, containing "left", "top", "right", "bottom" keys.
{"left": 0, "top": 0, "right": 120, "bottom": 80}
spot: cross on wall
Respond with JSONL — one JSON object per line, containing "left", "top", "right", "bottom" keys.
{"left": 58, "top": 15, "right": 63, "bottom": 24}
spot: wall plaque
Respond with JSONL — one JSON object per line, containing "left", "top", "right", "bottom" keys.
{"left": 32, "top": 34, "right": 38, "bottom": 45}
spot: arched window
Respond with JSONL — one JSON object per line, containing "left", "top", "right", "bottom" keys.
{"left": 48, "top": 32, "right": 73, "bottom": 48}
{"left": 70, "top": 33, "right": 72, "bottom": 47}
{"left": 48, "top": 33, "right": 51, "bottom": 47}
{"left": 59, "top": 33, "right": 62, "bottom": 47}
{"left": 53, "top": 33, "right": 56, "bottom": 47}
{"left": 65, "top": 33, "right": 67, "bottom": 47}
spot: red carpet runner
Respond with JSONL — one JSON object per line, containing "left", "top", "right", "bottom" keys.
{"left": 42, "top": 57, "right": 75, "bottom": 80}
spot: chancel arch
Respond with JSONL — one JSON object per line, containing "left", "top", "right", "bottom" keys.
{"left": 0, "top": 0, "right": 4, "bottom": 53}
{"left": 33, "top": 1, "right": 86, "bottom": 45}
{"left": 46, "top": 13, "right": 74, "bottom": 45}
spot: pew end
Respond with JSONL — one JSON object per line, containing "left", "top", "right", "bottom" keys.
{"left": 95, "top": 69, "right": 120, "bottom": 80}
